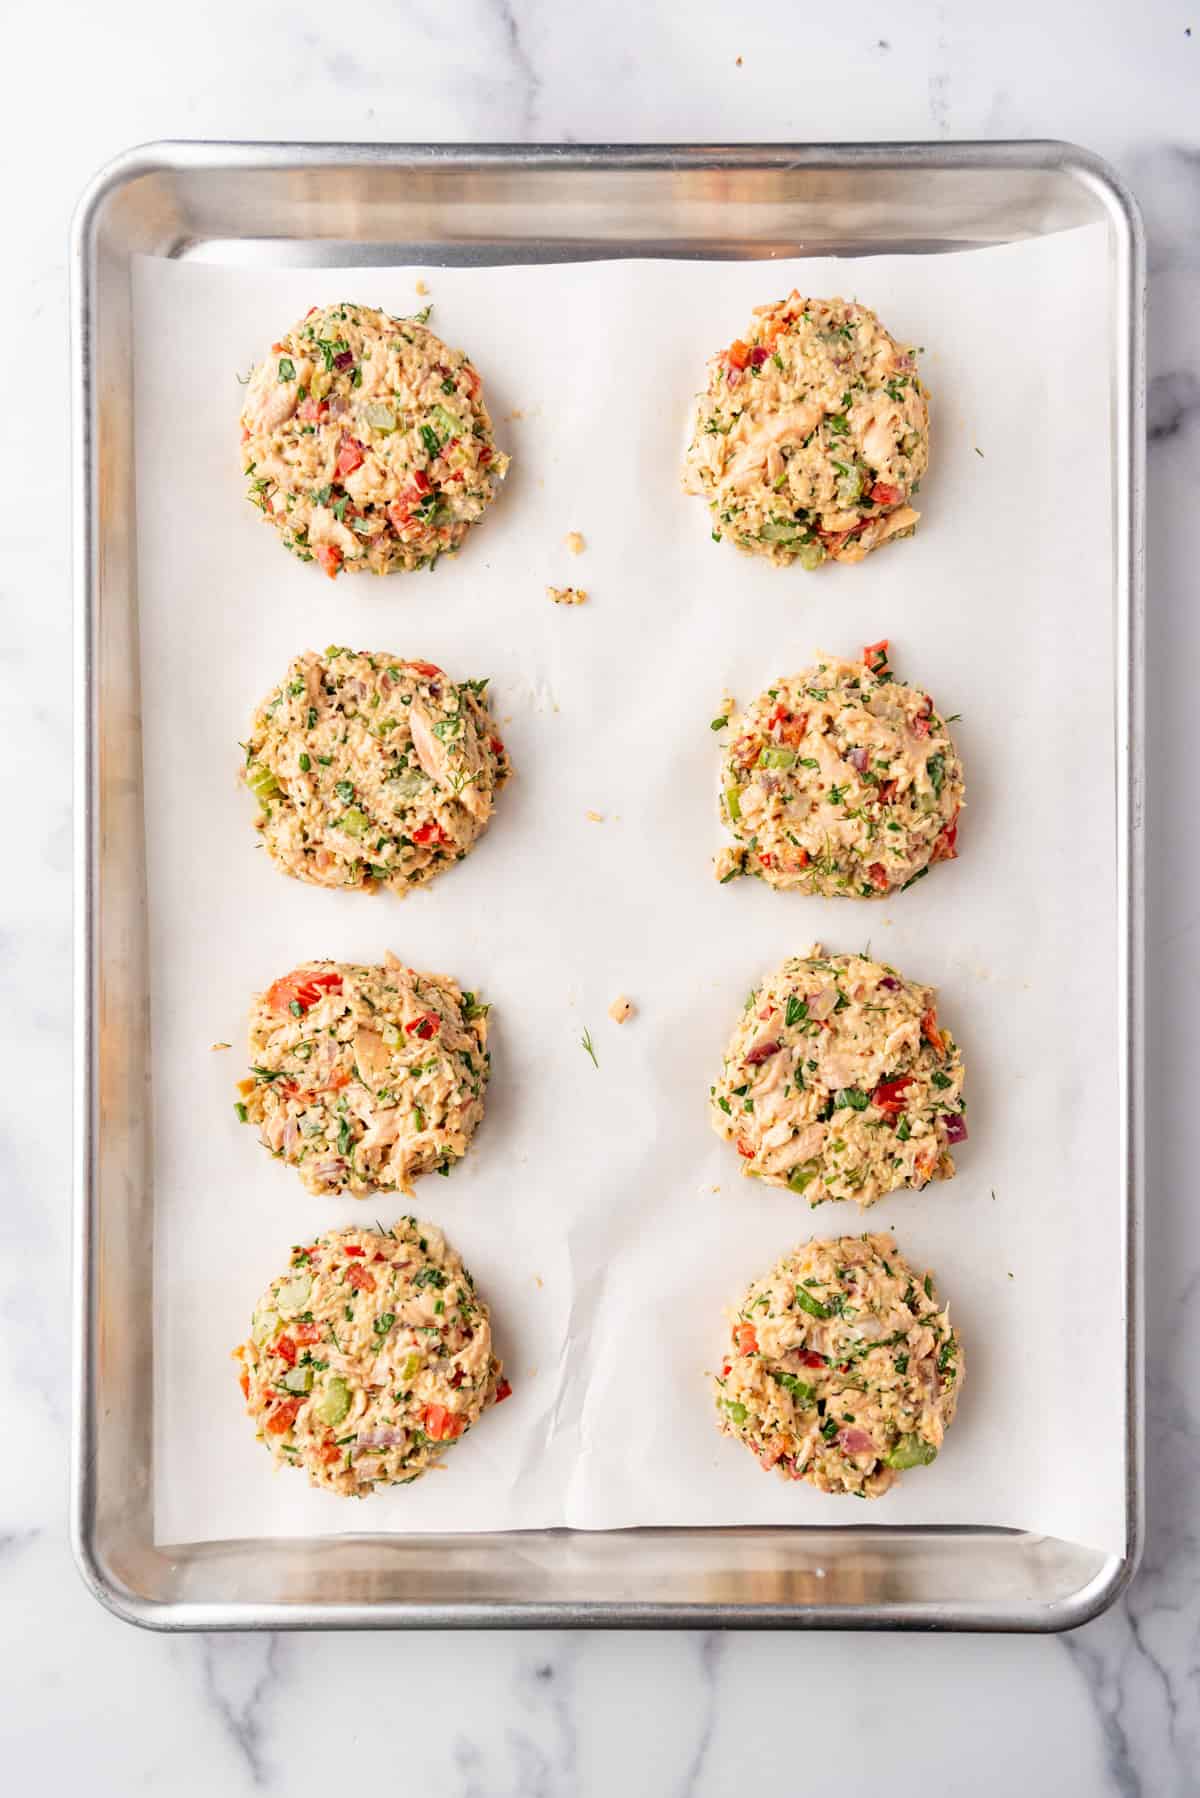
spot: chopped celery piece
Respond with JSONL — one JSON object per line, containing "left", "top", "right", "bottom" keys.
{"left": 364, "top": 401, "right": 397, "bottom": 433}
{"left": 796, "top": 540, "right": 825, "bottom": 571}
{"left": 314, "top": 1376, "right": 351, "bottom": 1427}
{"left": 246, "top": 762, "right": 279, "bottom": 800}
{"left": 338, "top": 807, "right": 369, "bottom": 837}
{"left": 723, "top": 1400, "right": 748, "bottom": 1425}
{"left": 835, "top": 464, "right": 864, "bottom": 505}
{"left": 759, "top": 519, "right": 801, "bottom": 544}
{"left": 787, "top": 1161, "right": 821, "bottom": 1196}
{"left": 885, "top": 1433, "right": 937, "bottom": 1470}
{"left": 386, "top": 769, "right": 426, "bottom": 802}
{"left": 250, "top": 1308, "right": 278, "bottom": 1345}
{"left": 724, "top": 785, "right": 742, "bottom": 822}
{"left": 428, "top": 404, "right": 462, "bottom": 441}
{"left": 276, "top": 1274, "right": 311, "bottom": 1314}
{"left": 410, "top": 1106, "right": 425, "bottom": 1131}
{"left": 400, "top": 1352, "right": 421, "bottom": 1382}
{"left": 758, "top": 746, "right": 796, "bottom": 770}
{"left": 283, "top": 1365, "right": 313, "bottom": 1394}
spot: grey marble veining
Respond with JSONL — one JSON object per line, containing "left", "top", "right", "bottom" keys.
{"left": 4, "top": 0, "right": 1198, "bottom": 1790}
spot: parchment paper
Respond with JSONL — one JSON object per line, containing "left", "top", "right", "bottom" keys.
{"left": 134, "top": 225, "right": 1124, "bottom": 1553}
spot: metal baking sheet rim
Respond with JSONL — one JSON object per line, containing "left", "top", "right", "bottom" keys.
{"left": 70, "top": 140, "right": 1146, "bottom": 1632}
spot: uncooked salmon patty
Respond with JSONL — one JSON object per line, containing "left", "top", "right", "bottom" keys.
{"left": 713, "top": 1230, "right": 962, "bottom": 1498}
{"left": 715, "top": 642, "right": 962, "bottom": 895}
{"left": 242, "top": 648, "right": 511, "bottom": 896}
{"left": 237, "top": 953, "right": 490, "bottom": 1196}
{"left": 710, "top": 948, "right": 965, "bottom": 1205}
{"left": 235, "top": 1221, "right": 510, "bottom": 1496}
{"left": 239, "top": 302, "right": 508, "bottom": 577}
{"left": 682, "top": 293, "right": 928, "bottom": 567}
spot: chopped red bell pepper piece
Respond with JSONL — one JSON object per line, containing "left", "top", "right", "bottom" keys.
{"left": 872, "top": 1075, "right": 914, "bottom": 1117}
{"left": 726, "top": 339, "right": 751, "bottom": 371}
{"left": 866, "top": 862, "right": 890, "bottom": 891}
{"left": 494, "top": 1378, "right": 513, "bottom": 1403}
{"left": 334, "top": 436, "right": 365, "bottom": 479}
{"left": 266, "top": 1397, "right": 303, "bottom": 1435}
{"left": 932, "top": 818, "right": 959, "bottom": 862}
{"left": 869, "top": 482, "right": 902, "bottom": 506}
{"left": 346, "top": 1264, "right": 376, "bottom": 1293}
{"left": 405, "top": 1012, "right": 441, "bottom": 1040}
{"left": 275, "top": 1335, "right": 297, "bottom": 1367}
{"left": 863, "top": 638, "right": 890, "bottom": 674}
{"left": 423, "top": 1403, "right": 465, "bottom": 1441}
{"left": 733, "top": 1323, "right": 759, "bottom": 1355}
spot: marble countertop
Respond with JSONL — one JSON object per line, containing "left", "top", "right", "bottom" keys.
{"left": 6, "top": 0, "right": 1197, "bottom": 1790}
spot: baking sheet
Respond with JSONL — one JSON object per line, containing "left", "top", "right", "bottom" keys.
{"left": 134, "top": 225, "right": 1123, "bottom": 1554}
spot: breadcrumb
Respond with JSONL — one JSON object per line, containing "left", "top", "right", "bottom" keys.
{"left": 415, "top": 278, "right": 429, "bottom": 296}
{"left": 565, "top": 531, "right": 585, "bottom": 555}
{"left": 585, "top": 810, "right": 604, "bottom": 822}
{"left": 210, "top": 1042, "right": 232, "bottom": 1051}
{"left": 548, "top": 586, "right": 587, "bottom": 606}
{"left": 608, "top": 994, "right": 635, "bottom": 1024}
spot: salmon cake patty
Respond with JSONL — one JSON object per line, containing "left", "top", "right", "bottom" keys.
{"left": 713, "top": 1231, "right": 963, "bottom": 1497}
{"left": 242, "top": 648, "right": 511, "bottom": 896}
{"left": 239, "top": 301, "right": 508, "bottom": 577}
{"left": 710, "top": 948, "right": 965, "bottom": 1204}
{"left": 235, "top": 1222, "right": 510, "bottom": 1496}
{"left": 682, "top": 293, "right": 928, "bottom": 567}
{"left": 715, "top": 642, "right": 962, "bottom": 895}
{"left": 237, "top": 954, "right": 490, "bottom": 1196}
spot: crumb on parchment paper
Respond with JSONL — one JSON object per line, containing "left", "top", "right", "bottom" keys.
{"left": 415, "top": 278, "right": 429, "bottom": 295}
{"left": 548, "top": 586, "right": 587, "bottom": 605}
{"left": 608, "top": 995, "right": 634, "bottom": 1024}
{"left": 210, "top": 1042, "right": 231, "bottom": 1051}
{"left": 585, "top": 810, "right": 604, "bottom": 822}
{"left": 534, "top": 1274, "right": 544, "bottom": 1289}
{"left": 565, "top": 531, "right": 585, "bottom": 554}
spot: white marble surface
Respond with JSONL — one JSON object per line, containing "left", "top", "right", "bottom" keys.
{"left": 3, "top": 0, "right": 1197, "bottom": 1790}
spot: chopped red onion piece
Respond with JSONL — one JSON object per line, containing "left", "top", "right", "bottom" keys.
{"left": 942, "top": 1113, "right": 968, "bottom": 1145}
